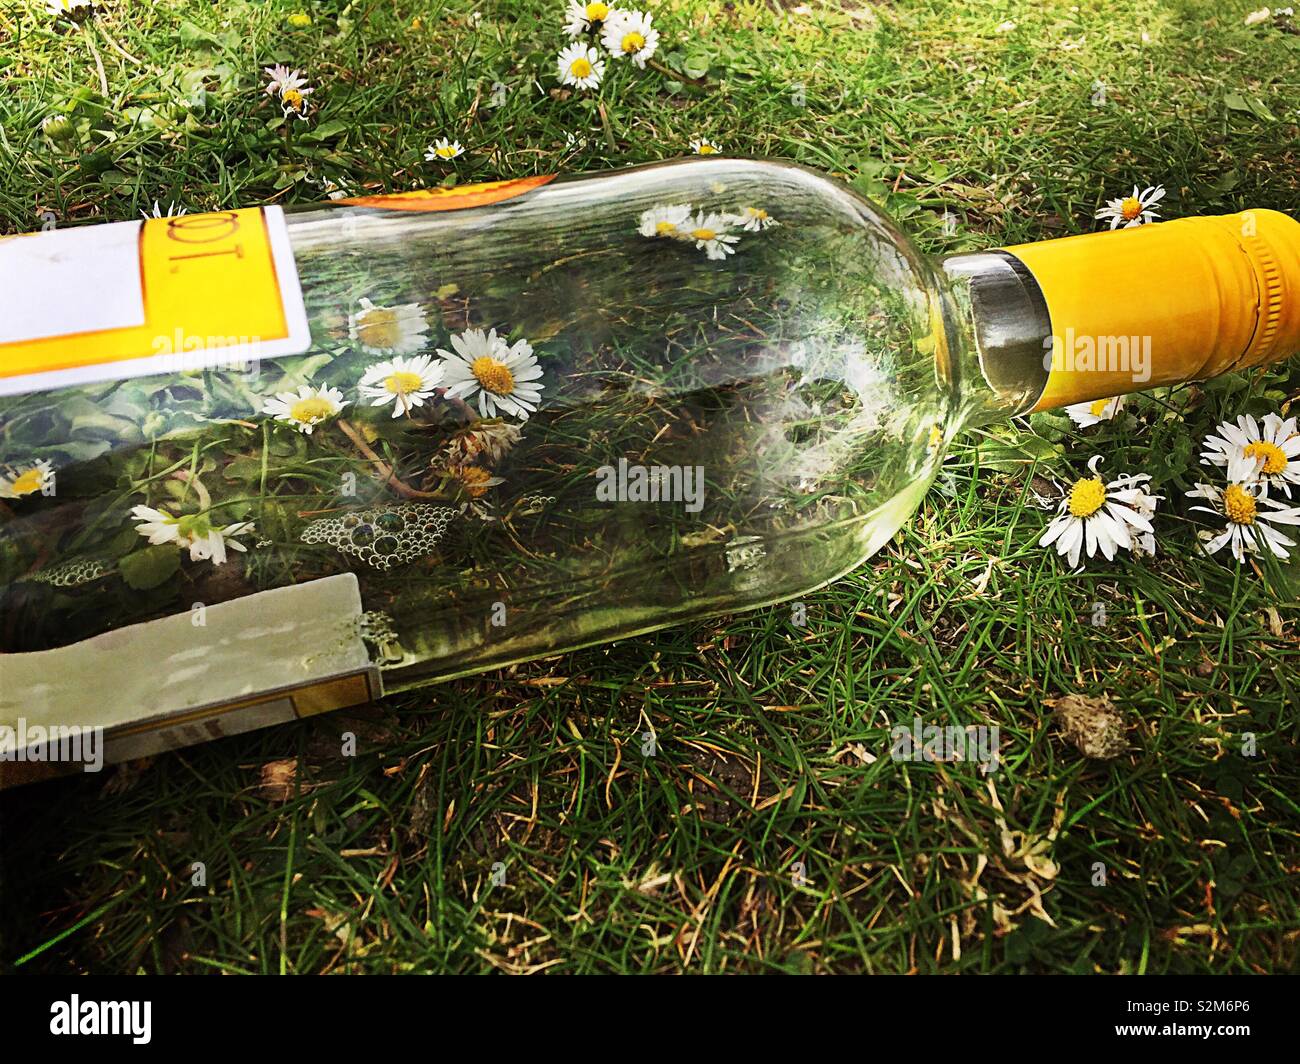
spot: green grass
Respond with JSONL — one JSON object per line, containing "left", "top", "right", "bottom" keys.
{"left": 2, "top": 0, "right": 1300, "bottom": 973}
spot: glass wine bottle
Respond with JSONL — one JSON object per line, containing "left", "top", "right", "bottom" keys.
{"left": 1, "top": 157, "right": 1297, "bottom": 770}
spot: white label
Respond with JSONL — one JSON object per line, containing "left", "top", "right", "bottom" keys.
{"left": 0, "top": 221, "right": 146, "bottom": 344}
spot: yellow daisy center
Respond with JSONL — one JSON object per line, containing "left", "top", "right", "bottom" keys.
{"left": 1067, "top": 477, "right": 1106, "bottom": 518}
{"left": 1243, "top": 440, "right": 1287, "bottom": 475}
{"left": 691, "top": 227, "right": 717, "bottom": 241}
{"left": 1089, "top": 397, "right": 1112, "bottom": 418}
{"left": 457, "top": 466, "right": 494, "bottom": 497}
{"left": 9, "top": 468, "right": 44, "bottom": 496}
{"left": 384, "top": 370, "right": 425, "bottom": 396}
{"left": 1120, "top": 196, "right": 1143, "bottom": 220}
{"left": 655, "top": 220, "right": 678, "bottom": 235}
{"left": 1223, "top": 483, "right": 1258, "bottom": 525}
{"left": 435, "top": 145, "right": 458, "bottom": 158}
{"left": 289, "top": 396, "right": 335, "bottom": 423}
{"left": 747, "top": 207, "right": 768, "bottom": 221}
{"left": 357, "top": 308, "right": 404, "bottom": 349}
{"left": 622, "top": 31, "right": 646, "bottom": 53}
{"left": 586, "top": 2, "right": 609, "bottom": 19}
{"left": 571, "top": 57, "right": 593, "bottom": 78}
{"left": 282, "top": 89, "right": 304, "bottom": 111}
{"left": 697, "top": 143, "right": 718, "bottom": 155}
{"left": 471, "top": 356, "right": 515, "bottom": 396}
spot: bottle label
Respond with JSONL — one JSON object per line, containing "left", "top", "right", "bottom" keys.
{"left": 0, "top": 205, "right": 310, "bottom": 397}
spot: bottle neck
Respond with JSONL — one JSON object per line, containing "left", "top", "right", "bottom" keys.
{"left": 939, "top": 250, "right": 1051, "bottom": 428}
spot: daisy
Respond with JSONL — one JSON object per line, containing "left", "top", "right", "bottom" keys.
{"left": 637, "top": 203, "right": 692, "bottom": 239}
{"left": 564, "top": 0, "right": 617, "bottom": 36}
{"left": 690, "top": 138, "right": 722, "bottom": 155}
{"left": 141, "top": 201, "right": 188, "bottom": 220}
{"left": 684, "top": 211, "right": 740, "bottom": 260}
{"left": 261, "top": 383, "right": 347, "bottom": 434}
{"left": 264, "top": 65, "right": 314, "bottom": 119}
{"left": 358, "top": 355, "right": 445, "bottom": 417}
{"left": 438, "top": 328, "right": 545, "bottom": 420}
{"left": 1095, "top": 185, "right": 1165, "bottom": 229}
{"left": 446, "top": 463, "right": 505, "bottom": 498}
{"left": 1039, "top": 456, "right": 1160, "bottom": 568}
{"left": 425, "top": 138, "right": 465, "bottom": 161}
{"left": 279, "top": 85, "right": 313, "bottom": 120}
{"left": 1065, "top": 395, "right": 1125, "bottom": 428}
{"left": 558, "top": 42, "right": 605, "bottom": 89}
{"left": 728, "top": 206, "right": 779, "bottom": 232}
{"left": 348, "top": 297, "right": 431, "bottom": 355}
{"left": 1187, "top": 480, "right": 1300, "bottom": 563}
{"left": 440, "top": 421, "right": 522, "bottom": 467}
{"left": 263, "top": 65, "right": 309, "bottom": 97}
{"left": 0, "top": 459, "right": 55, "bottom": 500}
{"left": 44, "top": 0, "right": 94, "bottom": 22}
{"left": 1200, "top": 412, "right": 1300, "bottom": 497}
{"left": 601, "top": 10, "right": 659, "bottom": 69}
{"left": 42, "top": 114, "right": 74, "bottom": 143}
{"left": 131, "top": 506, "right": 254, "bottom": 566}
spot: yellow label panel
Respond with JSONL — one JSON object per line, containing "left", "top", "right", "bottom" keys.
{"left": 0, "top": 206, "right": 310, "bottom": 396}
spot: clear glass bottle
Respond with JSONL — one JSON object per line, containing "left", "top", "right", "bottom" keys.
{"left": 1, "top": 158, "right": 1296, "bottom": 710}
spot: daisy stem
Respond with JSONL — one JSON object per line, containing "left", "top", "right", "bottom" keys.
{"left": 80, "top": 25, "right": 109, "bottom": 99}
{"left": 171, "top": 469, "right": 211, "bottom": 511}
{"left": 596, "top": 100, "right": 617, "bottom": 153}
{"left": 96, "top": 21, "right": 143, "bottom": 66}
{"left": 336, "top": 418, "right": 446, "bottom": 500}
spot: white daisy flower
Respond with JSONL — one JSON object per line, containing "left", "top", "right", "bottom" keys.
{"left": 441, "top": 421, "right": 522, "bottom": 467}
{"left": 1039, "top": 456, "right": 1160, "bottom": 568}
{"left": 131, "top": 506, "right": 255, "bottom": 566}
{"left": 1095, "top": 184, "right": 1165, "bottom": 229}
{"left": 1200, "top": 412, "right": 1300, "bottom": 497}
{"left": 638, "top": 203, "right": 692, "bottom": 239}
{"left": 425, "top": 138, "right": 465, "bottom": 161}
{"left": 438, "top": 328, "right": 545, "bottom": 421}
{"left": 684, "top": 211, "right": 740, "bottom": 260}
{"left": 558, "top": 42, "right": 605, "bottom": 89}
{"left": 1187, "top": 480, "right": 1300, "bottom": 563}
{"left": 728, "top": 206, "right": 779, "bottom": 231}
{"left": 691, "top": 138, "right": 722, "bottom": 155}
{"left": 564, "top": 0, "right": 616, "bottom": 36}
{"left": 1065, "top": 395, "right": 1125, "bottom": 428}
{"left": 264, "top": 66, "right": 314, "bottom": 119}
{"left": 141, "top": 200, "right": 188, "bottom": 220}
{"left": 348, "top": 297, "right": 431, "bottom": 355}
{"left": 601, "top": 10, "right": 659, "bottom": 68}
{"left": 0, "top": 459, "right": 55, "bottom": 500}
{"left": 45, "top": 0, "right": 94, "bottom": 21}
{"left": 261, "top": 383, "right": 347, "bottom": 434}
{"left": 323, "top": 178, "right": 350, "bottom": 200}
{"left": 358, "top": 354, "right": 445, "bottom": 418}
{"left": 264, "top": 65, "right": 309, "bottom": 96}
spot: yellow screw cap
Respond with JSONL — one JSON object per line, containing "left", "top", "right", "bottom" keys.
{"left": 1003, "top": 209, "right": 1300, "bottom": 412}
